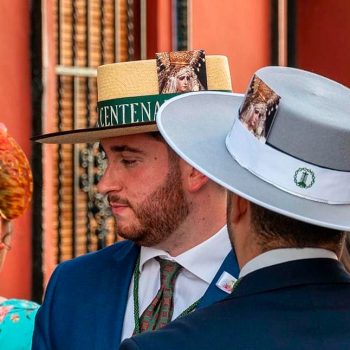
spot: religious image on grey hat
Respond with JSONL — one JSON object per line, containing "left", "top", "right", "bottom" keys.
{"left": 156, "top": 49, "right": 208, "bottom": 94}
{"left": 239, "top": 75, "right": 280, "bottom": 143}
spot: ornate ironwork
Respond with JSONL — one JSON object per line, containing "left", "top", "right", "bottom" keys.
{"left": 85, "top": 0, "right": 92, "bottom": 253}
{"left": 30, "top": 0, "right": 44, "bottom": 302}
{"left": 34, "top": 0, "right": 144, "bottom": 276}
{"left": 71, "top": 0, "right": 77, "bottom": 259}
{"left": 79, "top": 143, "right": 111, "bottom": 251}
{"left": 56, "top": 0, "right": 63, "bottom": 263}
{"left": 100, "top": 0, "right": 105, "bottom": 64}
{"left": 174, "top": 0, "right": 188, "bottom": 51}
{"left": 127, "top": 0, "right": 135, "bottom": 60}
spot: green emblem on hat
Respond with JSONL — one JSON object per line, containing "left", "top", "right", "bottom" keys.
{"left": 294, "top": 168, "right": 315, "bottom": 189}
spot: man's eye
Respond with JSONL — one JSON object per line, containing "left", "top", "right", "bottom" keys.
{"left": 121, "top": 159, "right": 137, "bottom": 166}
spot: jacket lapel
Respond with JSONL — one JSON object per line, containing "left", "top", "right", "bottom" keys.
{"left": 94, "top": 241, "right": 140, "bottom": 348}
{"left": 198, "top": 250, "right": 240, "bottom": 309}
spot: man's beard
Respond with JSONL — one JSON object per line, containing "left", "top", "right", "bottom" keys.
{"left": 110, "top": 157, "right": 190, "bottom": 246}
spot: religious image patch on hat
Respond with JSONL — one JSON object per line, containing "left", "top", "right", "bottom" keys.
{"left": 156, "top": 49, "right": 208, "bottom": 94}
{"left": 239, "top": 75, "right": 280, "bottom": 143}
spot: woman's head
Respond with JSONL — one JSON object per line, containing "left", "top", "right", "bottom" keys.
{"left": 175, "top": 66, "right": 193, "bottom": 92}
{"left": 0, "top": 123, "right": 32, "bottom": 270}
{"left": 0, "top": 123, "right": 32, "bottom": 220}
{"left": 161, "top": 65, "right": 202, "bottom": 94}
{"left": 240, "top": 102, "right": 267, "bottom": 138}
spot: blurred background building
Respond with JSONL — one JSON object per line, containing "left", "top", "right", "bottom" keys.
{"left": 1, "top": 0, "right": 350, "bottom": 302}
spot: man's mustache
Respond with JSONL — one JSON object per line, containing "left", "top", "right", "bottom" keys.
{"left": 107, "top": 194, "right": 131, "bottom": 207}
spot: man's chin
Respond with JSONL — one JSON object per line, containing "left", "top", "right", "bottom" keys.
{"left": 118, "top": 229, "right": 163, "bottom": 247}
{"left": 117, "top": 227, "right": 139, "bottom": 241}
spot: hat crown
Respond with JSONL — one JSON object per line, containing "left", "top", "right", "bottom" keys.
{"left": 255, "top": 67, "right": 350, "bottom": 171}
{"left": 97, "top": 55, "right": 231, "bottom": 101}
{"left": 33, "top": 52, "right": 232, "bottom": 144}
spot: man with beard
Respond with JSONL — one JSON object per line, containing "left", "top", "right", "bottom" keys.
{"left": 32, "top": 50, "right": 239, "bottom": 349}
{"left": 120, "top": 67, "right": 350, "bottom": 350}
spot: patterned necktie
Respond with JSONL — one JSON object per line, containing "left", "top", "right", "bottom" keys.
{"left": 138, "top": 258, "right": 182, "bottom": 333}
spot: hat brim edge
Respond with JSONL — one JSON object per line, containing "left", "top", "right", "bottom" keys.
{"left": 32, "top": 122, "right": 158, "bottom": 144}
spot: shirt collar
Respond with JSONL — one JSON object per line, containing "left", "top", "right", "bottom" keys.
{"left": 139, "top": 226, "right": 232, "bottom": 284}
{"left": 239, "top": 247, "right": 338, "bottom": 278}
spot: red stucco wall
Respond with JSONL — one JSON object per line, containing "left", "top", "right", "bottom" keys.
{"left": 146, "top": 0, "right": 271, "bottom": 93}
{"left": 296, "top": 0, "right": 350, "bottom": 87}
{"left": 5, "top": 0, "right": 349, "bottom": 299}
{"left": 0, "top": 1, "right": 32, "bottom": 299}
{"left": 191, "top": 0, "right": 271, "bottom": 93}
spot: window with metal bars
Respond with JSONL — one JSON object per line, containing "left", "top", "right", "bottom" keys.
{"left": 31, "top": 0, "right": 189, "bottom": 300}
{"left": 53, "top": 0, "right": 135, "bottom": 263}
{"left": 52, "top": 0, "right": 189, "bottom": 263}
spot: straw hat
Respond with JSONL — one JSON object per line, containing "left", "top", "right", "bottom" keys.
{"left": 33, "top": 50, "right": 232, "bottom": 144}
{"left": 156, "top": 67, "right": 350, "bottom": 231}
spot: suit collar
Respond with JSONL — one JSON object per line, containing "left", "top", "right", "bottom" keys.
{"left": 198, "top": 249, "right": 240, "bottom": 308}
{"left": 139, "top": 226, "right": 231, "bottom": 284}
{"left": 231, "top": 258, "right": 350, "bottom": 298}
{"left": 95, "top": 241, "right": 140, "bottom": 347}
{"left": 97, "top": 242, "right": 239, "bottom": 343}
{"left": 239, "top": 248, "right": 338, "bottom": 278}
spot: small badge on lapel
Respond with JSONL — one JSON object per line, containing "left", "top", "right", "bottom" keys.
{"left": 216, "top": 271, "right": 237, "bottom": 294}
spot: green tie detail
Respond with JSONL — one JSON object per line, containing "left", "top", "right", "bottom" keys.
{"left": 138, "top": 258, "right": 182, "bottom": 333}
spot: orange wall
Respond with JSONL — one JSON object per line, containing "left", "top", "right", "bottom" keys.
{"left": 0, "top": 1, "right": 32, "bottom": 299}
{"left": 191, "top": 0, "right": 271, "bottom": 92}
{"left": 147, "top": 0, "right": 172, "bottom": 56}
{"left": 147, "top": 0, "right": 271, "bottom": 93}
{"left": 42, "top": 0, "right": 57, "bottom": 289}
{"left": 296, "top": 0, "right": 350, "bottom": 87}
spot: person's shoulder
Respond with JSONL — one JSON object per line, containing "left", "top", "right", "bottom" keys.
{"left": 55, "top": 240, "right": 138, "bottom": 274}
{"left": 0, "top": 299, "right": 39, "bottom": 348}
{"left": 1, "top": 298, "right": 40, "bottom": 310}
{"left": 0, "top": 298, "right": 39, "bottom": 323}
{"left": 122, "top": 296, "right": 264, "bottom": 350}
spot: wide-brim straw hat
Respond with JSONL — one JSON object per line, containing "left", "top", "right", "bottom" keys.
{"left": 156, "top": 67, "right": 350, "bottom": 231}
{"left": 33, "top": 52, "right": 232, "bottom": 144}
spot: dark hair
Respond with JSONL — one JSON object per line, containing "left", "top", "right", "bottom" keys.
{"left": 148, "top": 131, "right": 164, "bottom": 141}
{"left": 250, "top": 202, "right": 345, "bottom": 254}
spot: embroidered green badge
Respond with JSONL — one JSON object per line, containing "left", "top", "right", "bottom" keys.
{"left": 294, "top": 168, "right": 315, "bottom": 189}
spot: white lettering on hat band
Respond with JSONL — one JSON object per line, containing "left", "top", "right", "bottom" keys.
{"left": 226, "top": 119, "right": 350, "bottom": 204}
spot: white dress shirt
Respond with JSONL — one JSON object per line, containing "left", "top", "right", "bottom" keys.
{"left": 121, "top": 226, "right": 231, "bottom": 340}
{"left": 239, "top": 248, "right": 338, "bottom": 278}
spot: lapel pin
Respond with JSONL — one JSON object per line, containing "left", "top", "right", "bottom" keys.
{"left": 216, "top": 271, "right": 237, "bottom": 294}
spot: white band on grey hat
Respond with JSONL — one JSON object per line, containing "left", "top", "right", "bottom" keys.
{"left": 226, "top": 119, "right": 350, "bottom": 204}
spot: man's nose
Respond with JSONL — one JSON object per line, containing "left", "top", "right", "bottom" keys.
{"left": 97, "top": 166, "right": 123, "bottom": 195}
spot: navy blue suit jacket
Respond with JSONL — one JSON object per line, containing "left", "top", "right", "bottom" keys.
{"left": 32, "top": 240, "right": 239, "bottom": 349}
{"left": 120, "top": 258, "right": 350, "bottom": 350}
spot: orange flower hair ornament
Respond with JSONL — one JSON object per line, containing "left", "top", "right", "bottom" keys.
{"left": 0, "top": 123, "right": 33, "bottom": 220}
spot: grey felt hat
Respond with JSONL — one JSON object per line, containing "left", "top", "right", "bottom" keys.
{"left": 156, "top": 66, "right": 350, "bottom": 231}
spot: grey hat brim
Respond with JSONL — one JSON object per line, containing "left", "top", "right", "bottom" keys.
{"left": 157, "top": 91, "right": 350, "bottom": 231}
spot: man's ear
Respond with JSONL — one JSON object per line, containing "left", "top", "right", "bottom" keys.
{"left": 230, "top": 194, "right": 249, "bottom": 224}
{"left": 181, "top": 162, "right": 209, "bottom": 193}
